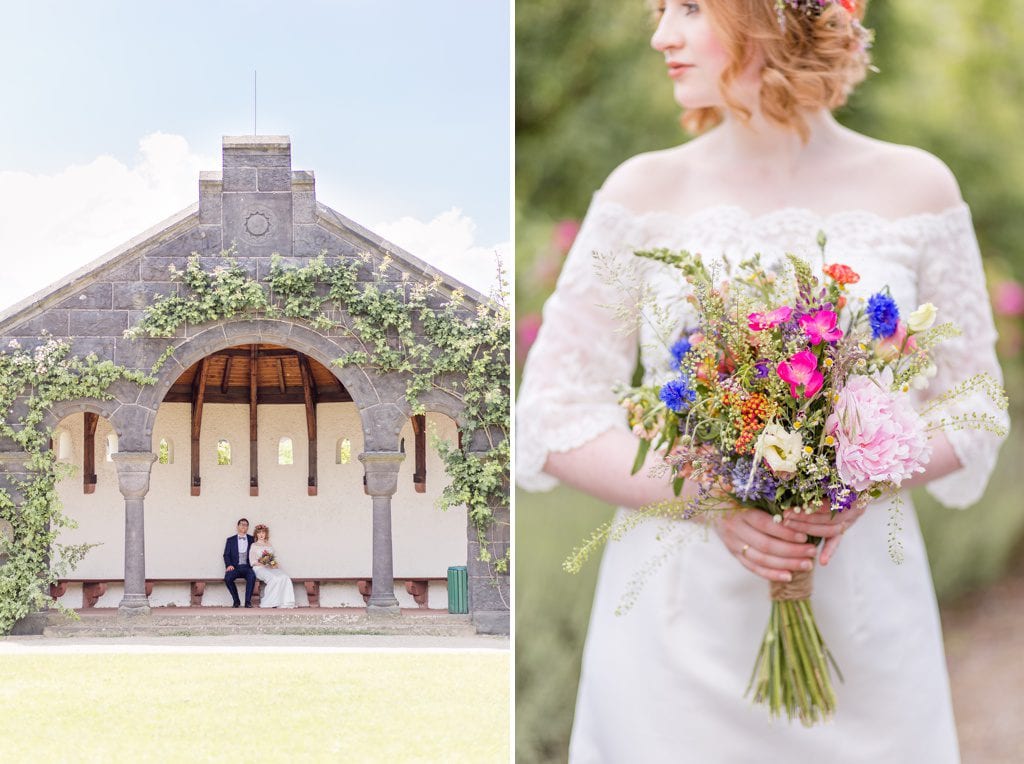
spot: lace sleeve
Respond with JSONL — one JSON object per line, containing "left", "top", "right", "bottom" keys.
{"left": 917, "top": 207, "right": 1010, "bottom": 509}
{"left": 516, "top": 199, "right": 642, "bottom": 492}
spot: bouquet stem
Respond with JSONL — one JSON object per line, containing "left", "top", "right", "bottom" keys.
{"left": 746, "top": 567, "right": 841, "bottom": 726}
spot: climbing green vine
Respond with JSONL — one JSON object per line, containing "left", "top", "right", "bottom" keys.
{"left": 0, "top": 337, "right": 154, "bottom": 633}
{"left": 129, "top": 249, "right": 511, "bottom": 574}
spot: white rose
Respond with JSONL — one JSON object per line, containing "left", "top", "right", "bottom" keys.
{"left": 907, "top": 303, "right": 937, "bottom": 332}
{"left": 755, "top": 422, "right": 804, "bottom": 476}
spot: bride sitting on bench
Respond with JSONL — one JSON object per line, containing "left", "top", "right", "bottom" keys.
{"left": 249, "top": 524, "right": 296, "bottom": 608}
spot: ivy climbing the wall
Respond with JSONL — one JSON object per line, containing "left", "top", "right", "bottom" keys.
{"left": 0, "top": 338, "right": 154, "bottom": 633}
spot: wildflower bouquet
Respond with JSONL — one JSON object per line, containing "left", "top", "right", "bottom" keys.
{"left": 571, "top": 234, "right": 1007, "bottom": 726}
{"left": 258, "top": 550, "right": 277, "bottom": 568}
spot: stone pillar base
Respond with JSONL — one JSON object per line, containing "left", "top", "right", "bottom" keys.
{"left": 118, "top": 596, "right": 151, "bottom": 617}
{"left": 366, "top": 602, "right": 401, "bottom": 618}
{"left": 472, "top": 610, "right": 510, "bottom": 636}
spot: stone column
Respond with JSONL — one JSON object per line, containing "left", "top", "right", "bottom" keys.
{"left": 112, "top": 452, "right": 157, "bottom": 616}
{"left": 358, "top": 451, "right": 404, "bottom": 614}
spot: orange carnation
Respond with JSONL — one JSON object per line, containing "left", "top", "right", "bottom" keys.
{"left": 823, "top": 263, "right": 860, "bottom": 285}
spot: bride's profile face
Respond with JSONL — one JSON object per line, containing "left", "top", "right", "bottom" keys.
{"left": 651, "top": 0, "right": 761, "bottom": 110}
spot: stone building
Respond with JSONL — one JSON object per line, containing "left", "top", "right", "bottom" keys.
{"left": 0, "top": 136, "right": 509, "bottom": 634}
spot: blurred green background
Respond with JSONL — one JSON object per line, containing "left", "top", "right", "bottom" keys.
{"left": 515, "top": 1, "right": 1024, "bottom": 761}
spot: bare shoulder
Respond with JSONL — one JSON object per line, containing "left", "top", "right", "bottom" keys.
{"left": 596, "top": 142, "right": 700, "bottom": 212}
{"left": 846, "top": 136, "right": 964, "bottom": 215}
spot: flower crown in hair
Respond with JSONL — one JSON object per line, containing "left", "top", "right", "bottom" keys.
{"left": 774, "top": 0, "right": 873, "bottom": 52}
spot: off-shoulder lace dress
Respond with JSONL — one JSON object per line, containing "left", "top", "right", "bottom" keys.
{"left": 516, "top": 192, "right": 1008, "bottom": 763}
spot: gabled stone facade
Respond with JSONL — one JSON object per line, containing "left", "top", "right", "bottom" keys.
{"left": 0, "top": 137, "right": 509, "bottom": 634}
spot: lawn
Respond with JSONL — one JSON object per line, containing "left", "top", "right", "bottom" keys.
{"left": 0, "top": 652, "right": 509, "bottom": 763}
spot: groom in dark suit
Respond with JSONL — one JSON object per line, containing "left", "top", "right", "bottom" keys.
{"left": 223, "top": 518, "right": 256, "bottom": 608}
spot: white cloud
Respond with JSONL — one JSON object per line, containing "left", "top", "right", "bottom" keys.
{"left": 0, "top": 133, "right": 215, "bottom": 309}
{"left": 372, "top": 208, "right": 510, "bottom": 296}
{"left": 0, "top": 135, "right": 508, "bottom": 312}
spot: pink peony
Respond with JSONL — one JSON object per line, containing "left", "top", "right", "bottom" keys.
{"left": 748, "top": 306, "right": 793, "bottom": 331}
{"left": 777, "top": 350, "right": 824, "bottom": 398}
{"left": 825, "top": 369, "right": 931, "bottom": 491}
{"left": 798, "top": 309, "right": 843, "bottom": 345}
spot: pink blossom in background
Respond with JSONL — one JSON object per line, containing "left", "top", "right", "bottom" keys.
{"left": 777, "top": 350, "right": 823, "bottom": 398}
{"left": 993, "top": 279, "right": 1024, "bottom": 317}
{"left": 517, "top": 313, "right": 543, "bottom": 364}
{"left": 825, "top": 369, "right": 931, "bottom": 491}
{"left": 748, "top": 306, "right": 793, "bottom": 331}
{"left": 552, "top": 219, "right": 581, "bottom": 255}
{"left": 798, "top": 309, "right": 843, "bottom": 344}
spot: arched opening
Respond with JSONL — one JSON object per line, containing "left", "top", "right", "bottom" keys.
{"left": 157, "top": 437, "right": 173, "bottom": 465}
{"left": 105, "top": 433, "right": 118, "bottom": 462}
{"left": 56, "top": 429, "right": 74, "bottom": 462}
{"left": 216, "top": 439, "right": 232, "bottom": 466}
{"left": 277, "top": 437, "right": 293, "bottom": 465}
{"left": 336, "top": 437, "right": 351, "bottom": 465}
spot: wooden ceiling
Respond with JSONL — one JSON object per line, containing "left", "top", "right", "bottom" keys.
{"left": 164, "top": 344, "right": 352, "bottom": 405}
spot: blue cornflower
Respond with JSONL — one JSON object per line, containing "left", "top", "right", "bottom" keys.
{"left": 730, "top": 457, "right": 780, "bottom": 503}
{"left": 659, "top": 376, "right": 696, "bottom": 413}
{"left": 669, "top": 338, "right": 692, "bottom": 371}
{"left": 866, "top": 292, "right": 900, "bottom": 339}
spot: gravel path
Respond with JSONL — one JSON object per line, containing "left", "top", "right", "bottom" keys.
{"left": 943, "top": 566, "right": 1024, "bottom": 763}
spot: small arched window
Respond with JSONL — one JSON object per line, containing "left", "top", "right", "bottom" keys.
{"left": 336, "top": 438, "right": 351, "bottom": 465}
{"left": 56, "top": 429, "right": 74, "bottom": 461}
{"left": 105, "top": 433, "right": 118, "bottom": 462}
{"left": 216, "top": 439, "right": 231, "bottom": 466}
{"left": 278, "top": 437, "right": 293, "bottom": 465}
{"left": 158, "top": 437, "right": 173, "bottom": 465}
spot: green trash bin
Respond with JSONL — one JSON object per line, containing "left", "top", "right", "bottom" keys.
{"left": 447, "top": 565, "right": 468, "bottom": 614}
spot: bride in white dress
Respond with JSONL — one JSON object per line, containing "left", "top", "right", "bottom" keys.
{"left": 249, "top": 524, "right": 296, "bottom": 609}
{"left": 516, "top": 1, "right": 1008, "bottom": 762}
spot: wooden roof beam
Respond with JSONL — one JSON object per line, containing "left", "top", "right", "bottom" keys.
{"left": 249, "top": 344, "right": 259, "bottom": 496}
{"left": 190, "top": 357, "right": 209, "bottom": 496}
{"left": 299, "top": 355, "right": 318, "bottom": 496}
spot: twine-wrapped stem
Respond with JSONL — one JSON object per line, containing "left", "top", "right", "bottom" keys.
{"left": 770, "top": 567, "right": 814, "bottom": 601}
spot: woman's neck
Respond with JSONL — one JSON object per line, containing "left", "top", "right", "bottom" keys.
{"left": 709, "top": 109, "right": 848, "bottom": 173}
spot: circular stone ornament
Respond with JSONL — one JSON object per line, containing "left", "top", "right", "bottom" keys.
{"left": 244, "top": 211, "right": 271, "bottom": 237}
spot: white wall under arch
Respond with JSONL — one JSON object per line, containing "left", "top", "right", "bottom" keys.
{"left": 54, "top": 405, "right": 468, "bottom": 584}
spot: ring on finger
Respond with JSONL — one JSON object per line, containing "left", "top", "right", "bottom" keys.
{"left": 741, "top": 543, "right": 750, "bottom": 557}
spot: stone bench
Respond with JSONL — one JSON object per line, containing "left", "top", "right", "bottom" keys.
{"left": 51, "top": 577, "right": 445, "bottom": 609}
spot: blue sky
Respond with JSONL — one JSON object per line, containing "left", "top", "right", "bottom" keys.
{"left": 0, "top": 1, "right": 510, "bottom": 304}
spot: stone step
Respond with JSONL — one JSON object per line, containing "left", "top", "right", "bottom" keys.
{"left": 31, "top": 609, "right": 477, "bottom": 639}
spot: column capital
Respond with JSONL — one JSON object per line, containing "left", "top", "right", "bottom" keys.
{"left": 112, "top": 451, "right": 157, "bottom": 499}
{"left": 358, "top": 451, "right": 404, "bottom": 497}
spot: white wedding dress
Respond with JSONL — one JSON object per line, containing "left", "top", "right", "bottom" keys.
{"left": 516, "top": 192, "right": 1009, "bottom": 763}
{"left": 249, "top": 543, "right": 296, "bottom": 608}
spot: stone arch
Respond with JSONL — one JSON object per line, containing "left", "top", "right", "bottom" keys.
{"left": 134, "top": 319, "right": 394, "bottom": 454}
{"left": 42, "top": 398, "right": 124, "bottom": 441}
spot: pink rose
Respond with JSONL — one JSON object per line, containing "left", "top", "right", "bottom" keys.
{"left": 874, "top": 321, "right": 917, "bottom": 362}
{"left": 825, "top": 369, "right": 931, "bottom": 491}
{"left": 748, "top": 306, "right": 793, "bottom": 331}
{"left": 777, "top": 350, "right": 824, "bottom": 399}
{"left": 798, "top": 309, "right": 843, "bottom": 345}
